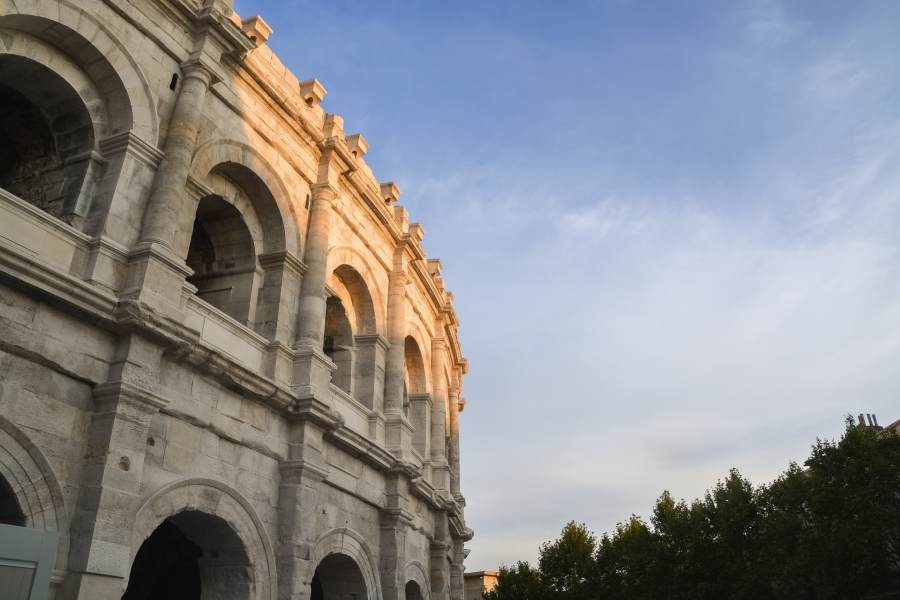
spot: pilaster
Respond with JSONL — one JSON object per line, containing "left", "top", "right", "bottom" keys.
{"left": 450, "top": 539, "right": 466, "bottom": 600}
{"left": 380, "top": 472, "right": 415, "bottom": 600}
{"left": 430, "top": 513, "right": 452, "bottom": 600}
{"left": 257, "top": 251, "right": 307, "bottom": 344}
{"left": 410, "top": 393, "right": 433, "bottom": 463}
{"left": 355, "top": 333, "right": 389, "bottom": 442}
{"left": 62, "top": 334, "right": 168, "bottom": 600}
{"left": 276, "top": 417, "right": 331, "bottom": 600}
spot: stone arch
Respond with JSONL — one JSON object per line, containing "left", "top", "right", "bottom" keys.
{"left": 331, "top": 264, "right": 378, "bottom": 336}
{"left": 310, "top": 528, "right": 380, "bottom": 600}
{"left": 0, "top": 29, "right": 109, "bottom": 136}
{"left": 326, "top": 246, "right": 386, "bottom": 335}
{"left": 0, "top": 52, "right": 98, "bottom": 224}
{"left": 190, "top": 139, "right": 302, "bottom": 257}
{"left": 0, "top": 1, "right": 158, "bottom": 143}
{"left": 405, "top": 334, "right": 431, "bottom": 454}
{"left": 405, "top": 561, "right": 432, "bottom": 600}
{"left": 404, "top": 332, "right": 430, "bottom": 394}
{"left": 324, "top": 294, "right": 354, "bottom": 393}
{"left": 129, "top": 478, "right": 276, "bottom": 600}
{"left": 186, "top": 193, "right": 262, "bottom": 324}
{"left": 0, "top": 415, "right": 70, "bottom": 583}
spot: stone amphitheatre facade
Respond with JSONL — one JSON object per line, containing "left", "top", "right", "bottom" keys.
{"left": 0, "top": 1, "right": 471, "bottom": 599}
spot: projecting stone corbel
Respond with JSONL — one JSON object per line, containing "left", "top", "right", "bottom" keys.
{"left": 241, "top": 15, "right": 273, "bottom": 46}
{"left": 299, "top": 78, "right": 327, "bottom": 107}
{"left": 346, "top": 133, "right": 369, "bottom": 158}
{"left": 381, "top": 181, "right": 401, "bottom": 205}
{"left": 409, "top": 223, "right": 425, "bottom": 243}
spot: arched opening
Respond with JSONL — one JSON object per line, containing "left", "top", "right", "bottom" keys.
{"left": 123, "top": 510, "right": 253, "bottom": 600}
{"left": 326, "top": 264, "right": 379, "bottom": 403}
{"left": 405, "top": 580, "right": 424, "bottom": 600}
{"left": 310, "top": 553, "right": 368, "bottom": 600}
{"left": 324, "top": 296, "right": 355, "bottom": 394}
{"left": 0, "top": 472, "right": 26, "bottom": 527}
{"left": 406, "top": 336, "right": 431, "bottom": 456}
{"left": 404, "top": 336, "right": 428, "bottom": 405}
{"left": 0, "top": 54, "right": 96, "bottom": 225}
{"left": 186, "top": 195, "right": 260, "bottom": 324}
{"left": 331, "top": 265, "right": 377, "bottom": 335}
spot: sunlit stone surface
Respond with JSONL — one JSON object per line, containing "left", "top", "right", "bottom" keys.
{"left": 0, "top": 1, "right": 471, "bottom": 598}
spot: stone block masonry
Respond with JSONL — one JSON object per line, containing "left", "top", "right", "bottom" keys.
{"left": 0, "top": 1, "right": 471, "bottom": 599}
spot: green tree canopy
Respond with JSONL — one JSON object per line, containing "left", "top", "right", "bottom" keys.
{"left": 486, "top": 421, "right": 900, "bottom": 599}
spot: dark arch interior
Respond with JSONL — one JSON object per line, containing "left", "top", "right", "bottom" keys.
{"left": 406, "top": 580, "right": 424, "bottom": 600}
{"left": 0, "top": 472, "right": 26, "bottom": 527}
{"left": 186, "top": 195, "right": 257, "bottom": 323}
{"left": 0, "top": 55, "right": 94, "bottom": 224}
{"left": 212, "top": 161, "right": 285, "bottom": 252}
{"left": 122, "top": 510, "right": 252, "bottom": 600}
{"left": 311, "top": 553, "right": 367, "bottom": 600}
{"left": 324, "top": 295, "right": 354, "bottom": 393}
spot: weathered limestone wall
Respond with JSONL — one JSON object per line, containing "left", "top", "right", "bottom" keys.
{"left": 0, "top": 0, "right": 471, "bottom": 599}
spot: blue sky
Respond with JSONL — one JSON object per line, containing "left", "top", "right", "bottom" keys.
{"left": 236, "top": 0, "right": 900, "bottom": 570}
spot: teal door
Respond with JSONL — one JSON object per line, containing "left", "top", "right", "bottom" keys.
{"left": 0, "top": 523, "right": 58, "bottom": 600}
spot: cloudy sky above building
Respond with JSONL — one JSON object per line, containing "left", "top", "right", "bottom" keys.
{"left": 237, "top": 0, "right": 900, "bottom": 570}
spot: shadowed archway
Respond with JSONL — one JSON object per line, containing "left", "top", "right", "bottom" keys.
{"left": 123, "top": 510, "right": 252, "bottom": 600}
{"left": 311, "top": 553, "right": 368, "bottom": 600}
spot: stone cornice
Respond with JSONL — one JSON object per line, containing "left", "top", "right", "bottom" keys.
{"left": 0, "top": 236, "right": 117, "bottom": 320}
{"left": 126, "top": 242, "right": 194, "bottom": 280}
{"left": 190, "top": 2, "right": 255, "bottom": 61}
{"left": 280, "top": 458, "right": 331, "bottom": 483}
{"left": 258, "top": 251, "right": 307, "bottom": 276}
{"left": 93, "top": 381, "right": 170, "bottom": 412}
{"left": 353, "top": 333, "right": 390, "bottom": 351}
{"left": 98, "top": 132, "right": 165, "bottom": 169}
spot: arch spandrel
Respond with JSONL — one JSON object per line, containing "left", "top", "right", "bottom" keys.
{"left": 0, "top": 0, "right": 158, "bottom": 143}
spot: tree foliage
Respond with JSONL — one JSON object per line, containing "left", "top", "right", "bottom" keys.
{"left": 486, "top": 421, "right": 900, "bottom": 599}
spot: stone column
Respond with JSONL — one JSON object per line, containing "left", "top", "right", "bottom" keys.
{"left": 296, "top": 183, "right": 336, "bottom": 346}
{"left": 63, "top": 334, "right": 168, "bottom": 600}
{"left": 430, "top": 333, "right": 450, "bottom": 492}
{"left": 448, "top": 378, "right": 462, "bottom": 497}
{"left": 123, "top": 60, "right": 215, "bottom": 315}
{"left": 292, "top": 184, "right": 337, "bottom": 403}
{"left": 140, "top": 60, "right": 214, "bottom": 251}
{"left": 384, "top": 259, "right": 414, "bottom": 459}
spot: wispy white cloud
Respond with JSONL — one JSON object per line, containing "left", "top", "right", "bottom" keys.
{"left": 237, "top": 0, "right": 900, "bottom": 572}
